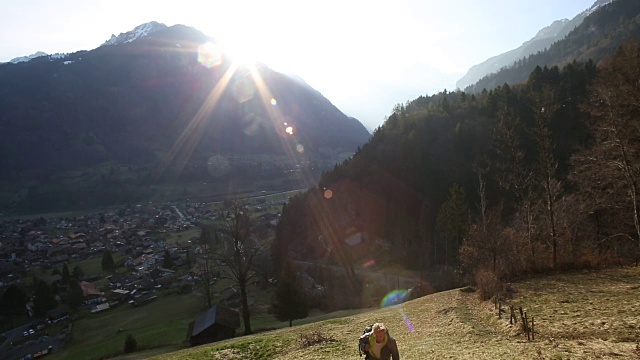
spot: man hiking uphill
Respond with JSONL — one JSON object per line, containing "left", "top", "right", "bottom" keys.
{"left": 358, "top": 323, "right": 400, "bottom": 360}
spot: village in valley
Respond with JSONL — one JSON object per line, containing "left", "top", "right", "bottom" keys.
{"left": 0, "top": 196, "right": 284, "bottom": 359}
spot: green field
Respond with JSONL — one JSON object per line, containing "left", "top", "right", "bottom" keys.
{"left": 163, "top": 228, "right": 201, "bottom": 244}
{"left": 45, "top": 278, "right": 370, "bottom": 360}
{"left": 49, "top": 290, "right": 203, "bottom": 360}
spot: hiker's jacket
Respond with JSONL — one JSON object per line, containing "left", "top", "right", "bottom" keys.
{"left": 358, "top": 330, "right": 400, "bottom": 360}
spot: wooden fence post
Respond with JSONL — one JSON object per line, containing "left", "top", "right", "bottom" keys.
{"left": 524, "top": 311, "right": 530, "bottom": 341}
{"left": 519, "top": 307, "right": 530, "bottom": 340}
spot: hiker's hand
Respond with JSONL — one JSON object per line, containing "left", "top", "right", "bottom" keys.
{"left": 364, "top": 344, "right": 370, "bottom": 352}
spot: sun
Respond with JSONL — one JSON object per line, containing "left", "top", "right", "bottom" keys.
{"left": 196, "top": 39, "right": 262, "bottom": 70}
{"left": 218, "top": 37, "right": 262, "bottom": 68}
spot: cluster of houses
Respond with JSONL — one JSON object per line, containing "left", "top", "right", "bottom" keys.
{"left": 0, "top": 200, "right": 281, "bottom": 346}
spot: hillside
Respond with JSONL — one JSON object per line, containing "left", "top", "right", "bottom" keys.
{"left": 122, "top": 266, "right": 640, "bottom": 359}
{"left": 456, "top": 0, "right": 612, "bottom": 90}
{"left": 0, "top": 23, "right": 370, "bottom": 214}
{"left": 464, "top": 0, "right": 640, "bottom": 93}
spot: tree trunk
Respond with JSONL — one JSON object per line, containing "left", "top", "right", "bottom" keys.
{"left": 239, "top": 279, "right": 252, "bottom": 335}
{"left": 618, "top": 138, "right": 640, "bottom": 266}
{"left": 545, "top": 174, "right": 558, "bottom": 268}
{"left": 525, "top": 202, "right": 535, "bottom": 267}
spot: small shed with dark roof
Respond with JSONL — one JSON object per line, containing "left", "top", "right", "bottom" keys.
{"left": 186, "top": 305, "right": 240, "bottom": 346}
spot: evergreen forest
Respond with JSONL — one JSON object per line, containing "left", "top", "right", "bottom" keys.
{"left": 272, "top": 40, "right": 640, "bottom": 292}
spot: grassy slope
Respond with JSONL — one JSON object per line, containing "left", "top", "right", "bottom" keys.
{"left": 50, "top": 292, "right": 204, "bottom": 360}
{"left": 136, "top": 266, "right": 640, "bottom": 360}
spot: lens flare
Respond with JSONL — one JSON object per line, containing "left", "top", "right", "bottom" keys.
{"left": 362, "top": 259, "right": 376, "bottom": 268}
{"left": 380, "top": 289, "right": 409, "bottom": 308}
{"left": 242, "top": 113, "right": 260, "bottom": 136}
{"left": 232, "top": 76, "right": 256, "bottom": 103}
{"left": 285, "top": 126, "right": 294, "bottom": 135}
{"left": 270, "top": 98, "right": 277, "bottom": 106}
{"left": 296, "top": 144, "right": 304, "bottom": 153}
{"left": 207, "top": 155, "right": 230, "bottom": 178}
{"left": 323, "top": 189, "right": 333, "bottom": 199}
{"left": 397, "top": 307, "right": 415, "bottom": 332}
{"left": 345, "top": 232, "right": 363, "bottom": 246}
{"left": 198, "top": 42, "right": 222, "bottom": 68}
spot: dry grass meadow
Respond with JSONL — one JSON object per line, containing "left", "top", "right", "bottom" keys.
{"left": 131, "top": 266, "right": 640, "bottom": 360}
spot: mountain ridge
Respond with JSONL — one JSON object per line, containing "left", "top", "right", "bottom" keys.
{"left": 101, "top": 21, "right": 168, "bottom": 46}
{"left": 0, "top": 23, "right": 370, "bottom": 213}
{"left": 7, "top": 51, "right": 48, "bottom": 64}
{"left": 456, "top": 0, "right": 613, "bottom": 90}
{"left": 463, "top": 0, "right": 639, "bottom": 93}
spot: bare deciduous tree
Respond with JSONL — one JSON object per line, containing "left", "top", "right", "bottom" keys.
{"left": 211, "top": 201, "right": 261, "bottom": 335}
{"left": 529, "top": 82, "right": 566, "bottom": 268}
{"left": 572, "top": 41, "right": 640, "bottom": 264}
{"left": 195, "top": 225, "right": 217, "bottom": 309}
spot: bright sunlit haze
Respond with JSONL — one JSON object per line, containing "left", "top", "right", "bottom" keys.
{"left": 0, "top": 0, "right": 596, "bottom": 131}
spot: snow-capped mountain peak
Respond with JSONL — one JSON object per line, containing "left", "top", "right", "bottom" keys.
{"left": 9, "top": 51, "right": 48, "bottom": 64}
{"left": 102, "top": 21, "right": 167, "bottom": 46}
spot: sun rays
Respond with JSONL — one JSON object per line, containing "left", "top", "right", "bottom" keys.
{"left": 153, "top": 53, "right": 236, "bottom": 181}
{"left": 152, "top": 41, "right": 317, "bottom": 192}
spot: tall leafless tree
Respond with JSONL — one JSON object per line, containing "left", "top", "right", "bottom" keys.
{"left": 526, "top": 81, "right": 567, "bottom": 269}
{"left": 573, "top": 41, "right": 640, "bottom": 265}
{"left": 196, "top": 225, "right": 217, "bottom": 309}
{"left": 211, "top": 201, "right": 261, "bottom": 335}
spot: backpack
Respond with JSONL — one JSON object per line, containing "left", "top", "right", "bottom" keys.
{"left": 358, "top": 324, "right": 374, "bottom": 356}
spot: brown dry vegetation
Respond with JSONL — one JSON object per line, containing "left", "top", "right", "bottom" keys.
{"left": 140, "top": 266, "right": 640, "bottom": 360}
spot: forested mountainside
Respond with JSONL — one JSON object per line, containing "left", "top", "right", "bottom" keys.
{"left": 0, "top": 24, "right": 370, "bottom": 213}
{"left": 273, "top": 40, "right": 640, "bottom": 290}
{"left": 0, "top": 24, "right": 370, "bottom": 173}
{"left": 464, "top": 0, "right": 640, "bottom": 93}
{"left": 456, "top": 0, "right": 612, "bottom": 90}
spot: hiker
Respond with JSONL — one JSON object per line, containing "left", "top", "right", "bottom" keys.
{"left": 358, "top": 322, "right": 400, "bottom": 360}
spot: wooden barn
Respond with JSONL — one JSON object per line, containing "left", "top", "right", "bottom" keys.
{"left": 186, "top": 305, "right": 240, "bottom": 346}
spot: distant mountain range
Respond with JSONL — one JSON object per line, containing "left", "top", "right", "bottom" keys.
{"left": 8, "top": 51, "right": 50, "bottom": 64}
{"left": 456, "top": 0, "right": 614, "bottom": 90}
{"left": 0, "top": 23, "right": 371, "bottom": 213}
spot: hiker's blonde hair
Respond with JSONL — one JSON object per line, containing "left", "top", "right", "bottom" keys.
{"left": 373, "top": 323, "right": 386, "bottom": 333}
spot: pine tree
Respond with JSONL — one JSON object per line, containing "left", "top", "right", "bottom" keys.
{"left": 67, "top": 279, "right": 85, "bottom": 310}
{"left": 435, "top": 183, "right": 470, "bottom": 266}
{"left": 124, "top": 334, "right": 137, "bottom": 353}
{"left": 72, "top": 265, "right": 84, "bottom": 280}
{"left": 102, "top": 249, "right": 115, "bottom": 271}
{"left": 33, "top": 280, "right": 57, "bottom": 317}
{"left": 162, "top": 249, "right": 174, "bottom": 269}
{"left": 61, "top": 263, "right": 70, "bottom": 285}
{"left": 271, "top": 260, "right": 309, "bottom": 327}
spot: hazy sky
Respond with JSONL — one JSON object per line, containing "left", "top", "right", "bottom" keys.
{"left": 0, "top": 0, "right": 596, "bottom": 131}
